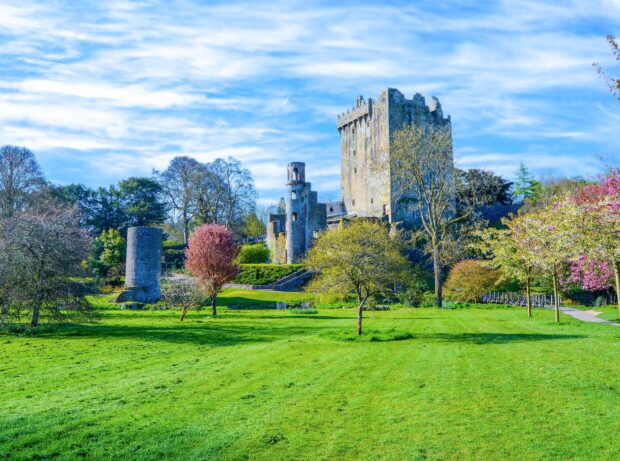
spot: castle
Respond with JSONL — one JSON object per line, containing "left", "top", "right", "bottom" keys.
{"left": 267, "top": 88, "right": 453, "bottom": 263}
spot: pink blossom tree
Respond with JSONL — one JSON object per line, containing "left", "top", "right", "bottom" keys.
{"left": 185, "top": 224, "right": 240, "bottom": 317}
{"left": 557, "top": 170, "right": 620, "bottom": 315}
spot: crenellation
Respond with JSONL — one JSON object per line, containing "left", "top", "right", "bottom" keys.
{"left": 336, "top": 96, "right": 373, "bottom": 129}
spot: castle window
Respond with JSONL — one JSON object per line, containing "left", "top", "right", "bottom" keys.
{"left": 352, "top": 199, "right": 356, "bottom": 206}
{"left": 292, "top": 167, "right": 299, "bottom": 181}
{"left": 354, "top": 168, "right": 357, "bottom": 174}
{"left": 383, "top": 204, "right": 388, "bottom": 215}
{"left": 292, "top": 212, "right": 298, "bottom": 222}
{"left": 370, "top": 198, "right": 374, "bottom": 204}
{"left": 353, "top": 150, "right": 356, "bottom": 156}
{"left": 329, "top": 207, "right": 334, "bottom": 212}
{"left": 291, "top": 191, "right": 297, "bottom": 200}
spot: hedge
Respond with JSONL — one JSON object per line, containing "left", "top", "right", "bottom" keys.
{"left": 233, "top": 264, "right": 303, "bottom": 285}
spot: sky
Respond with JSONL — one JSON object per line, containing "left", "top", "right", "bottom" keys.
{"left": 1, "top": 0, "right": 619, "bottom": 204}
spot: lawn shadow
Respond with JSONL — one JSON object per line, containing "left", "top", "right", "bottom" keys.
{"left": 421, "top": 332, "right": 587, "bottom": 344}
{"left": 38, "top": 320, "right": 329, "bottom": 347}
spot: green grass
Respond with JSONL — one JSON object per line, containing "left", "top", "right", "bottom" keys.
{"left": 2, "top": 291, "right": 620, "bottom": 460}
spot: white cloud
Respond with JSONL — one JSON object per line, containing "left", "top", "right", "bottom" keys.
{"left": 0, "top": 0, "right": 618, "bottom": 201}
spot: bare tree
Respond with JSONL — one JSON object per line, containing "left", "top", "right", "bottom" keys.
{"left": 391, "top": 123, "right": 469, "bottom": 307}
{"left": 593, "top": 35, "right": 620, "bottom": 100}
{"left": 0, "top": 204, "right": 92, "bottom": 327}
{"left": 0, "top": 145, "right": 46, "bottom": 219}
{"left": 157, "top": 156, "right": 202, "bottom": 244}
{"left": 195, "top": 162, "right": 228, "bottom": 225}
{"left": 211, "top": 157, "right": 257, "bottom": 228}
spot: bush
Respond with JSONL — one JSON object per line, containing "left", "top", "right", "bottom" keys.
{"left": 290, "top": 308, "right": 318, "bottom": 314}
{"left": 445, "top": 260, "right": 500, "bottom": 303}
{"left": 234, "top": 264, "right": 303, "bottom": 285}
{"left": 237, "top": 244, "right": 270, "bottom": 264}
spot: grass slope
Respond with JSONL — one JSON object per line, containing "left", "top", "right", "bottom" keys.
{"left": 2, "top": 291, "right": 620, "bottom": 460}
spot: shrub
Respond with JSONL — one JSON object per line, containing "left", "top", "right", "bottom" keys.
{"left": 160, "top": 279, "right": 206, "bottom": 320}
{"left": 290, "top": 308, "right": 318, "bottom": 314}
{"left": 445, "top": 260, "right": 500, "bottom": 303}
{"left": 234, "top": 264, "right": 303, "bottom": 285}
{"left": 237, "top": 244, "right": 270, "bottom": 264}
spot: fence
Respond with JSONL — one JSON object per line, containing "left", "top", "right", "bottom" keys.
{"left": 481, "top": 292, "right": 561, "bottom": 308}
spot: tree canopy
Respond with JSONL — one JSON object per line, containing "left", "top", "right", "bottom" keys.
{"left": 305, "top": 220, "right": 410, "bottom": 335}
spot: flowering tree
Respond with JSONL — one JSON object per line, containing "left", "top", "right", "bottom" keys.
{"left": 184, "top": 224, "right": 239, "bottom": 317}
{"left": 564, "top": 257, "right": 614, "bottom": 292}
{"left": 514, "top": 209, "right": 570, "bottom": 322}
{"left": 476, "top": 216, "right": 538, "bottom": 317}
{"left": 557, "top": 171, "right": 620, "bottom": 316}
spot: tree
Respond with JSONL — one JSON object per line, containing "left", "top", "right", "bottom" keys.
{"left": 158, "top": 156, "right": 202, "bottom": 244}
{"left": 515, "top": 209, "right": 569, "bottom": 322}
{"left": 211, "top": 157, "right": 257, "bottom": 228}
{"left": 161, "top": 279, "right": 205, "bottom": 321}
{"left": 0, "top": 145, "right": 46, "bottom": 219}
{"left": 521, "top": 176, "right": 591, "bottom": 213}
{"left": 444, "top": 260, "right": 500, "bottom": 303}
{"left": 87, "top": 229, "right": 126, "bottom": 280}
{"left": 305, "top": 220, "right": 410, "bottom": 335}
{"left": 0, "top": 204, "right": 92, "bottom": 327}
{"left": 455, "top": 168, "right": 513, "bottom": 210}
{"left": 184, "top": 224, "right": 240, "bottom": 317}
{"left": 593, "top": 35, "right": 620, "bottom": 100}
{"left": 556, "top": 171, "right": 620, "bottom": 316}
{"left": 116, "top": 177, "right": 167, "bottom": 229}
{"left": 475, "top": 218, "right": 537, "bottom": 317}
{"left": 513, "top": 162, "right": 539, "bottom": 203}
{"left": 242, "top": 212, "right": 266, "bottom": 240}
{"left": 391, "top": 123, "right": 468, "bottom": 307}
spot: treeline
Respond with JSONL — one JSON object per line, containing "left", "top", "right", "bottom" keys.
{"left": 0, "top": 145, "right": 262, "bottom": 327}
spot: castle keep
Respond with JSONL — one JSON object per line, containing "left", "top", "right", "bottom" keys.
{"left": 338, "top": 88, "right": 452, "bottom": 223}
{"left": 267, "top": 88, "right": 452, "bottom": 262}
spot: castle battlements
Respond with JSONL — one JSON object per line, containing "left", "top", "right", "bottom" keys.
{"left": 336, "top": 95, "right": 373, "bottom": 129}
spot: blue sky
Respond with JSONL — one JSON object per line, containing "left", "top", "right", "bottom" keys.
{"left": 1, "top": 0, "right": 619, "bottom": 204}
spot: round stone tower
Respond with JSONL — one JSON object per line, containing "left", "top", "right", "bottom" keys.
{"left": 117, "top": 227, "right": 162, "bottom": 304}
{"left": 286, "top": 162, "right": 306, "bottom": 264}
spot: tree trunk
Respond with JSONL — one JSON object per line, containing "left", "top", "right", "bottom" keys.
{"left": 552, "top": 266, "right": 560, "bottom": 323}
{"left": 211, "top": 295, "right": 217, "bottom": 317}
{"left": 432, "top": 246, "right": 442, "bottom": 307}
{"left": 356, "top": 290, "right": 368, "bottom": 336}
{"left": 525, "top": 275, "right": 532, "bottom": 318}
{"left": 180, "top": 306, "right": 189, "bottom": 321}
{"left": 30, "top": 303, "right": 40, "bottom": 328}
{"left": 614, "top": 260, "right": 620, "bottom": 318}
{"left": 182, "top": 213, "right": 189, "bottom": 244}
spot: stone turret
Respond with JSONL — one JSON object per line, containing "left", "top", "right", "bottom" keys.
{"left": 286, "top": 162, "right": 307, "bottom": 263}
{"left": 116, "top": 227, "right": 162, "bottom": 304}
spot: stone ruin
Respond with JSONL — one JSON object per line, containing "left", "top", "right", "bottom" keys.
{"left": 116, "top": 227, "right": 162, "bottom": 304}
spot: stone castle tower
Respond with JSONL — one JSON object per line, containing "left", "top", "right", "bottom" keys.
{"left": 267, "top": 163, "right": 327, "bottom": 264}
{"left": 337, "top": 88, "right": 452, "bottom": 224}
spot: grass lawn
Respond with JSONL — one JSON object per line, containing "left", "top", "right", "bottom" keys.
{"left": 2, "top": 290, "right": 620, "bottom": 460}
